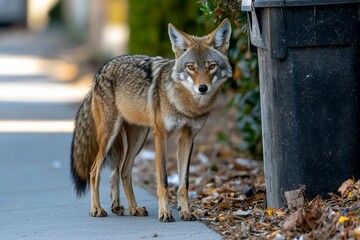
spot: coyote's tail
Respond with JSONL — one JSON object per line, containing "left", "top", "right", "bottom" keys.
{"left": 70, "top": 92, "right": 98, "bottom": 197}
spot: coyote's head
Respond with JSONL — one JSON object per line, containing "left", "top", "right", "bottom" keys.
{"left": 169, "top": 19, "right": 232, "bottom": 96}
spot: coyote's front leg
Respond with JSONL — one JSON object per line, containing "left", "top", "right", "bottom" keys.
{"left": 177, "top": 127, "right": 197, "bottom": 221}
{"left": 154, "top": 128, "right": 174, "bottom": 222}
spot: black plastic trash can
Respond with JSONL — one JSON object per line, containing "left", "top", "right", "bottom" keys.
{"left": 242, "top": 0, "right": 360, "bottom": 208}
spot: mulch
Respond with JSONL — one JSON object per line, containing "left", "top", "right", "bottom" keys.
{"left": 133, "top": 144, "right": 360, "bottom": 239}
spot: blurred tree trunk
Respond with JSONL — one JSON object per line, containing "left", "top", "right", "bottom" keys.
{"left": 62, "top": 0, "right": 90, "bottom": 42}
{"left": 88, "top": 0, "right": 106, "bottom": 51}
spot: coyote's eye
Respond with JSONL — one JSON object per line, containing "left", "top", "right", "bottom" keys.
{"left": 187, "top": 65, "right": 195, "bottom": 71}
{"left": 209, "top": 64, "right": 217, "bottom": 70}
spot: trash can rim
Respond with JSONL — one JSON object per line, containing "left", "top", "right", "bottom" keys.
{"left": 242, "top": 0, "right": 360, "bottom": 9}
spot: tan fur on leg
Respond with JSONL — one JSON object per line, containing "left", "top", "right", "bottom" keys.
{"left": 89, "top": 97, "right": 122, "bottom": 217}
{"left": 109, "top": 167, "right": 124, "bottom": 216}
{"left": 154, "top": 128, "right": 174, "bottom": 222}
{"left": 89, "top": 146, "right": 108, "bottom": 217}
{"left": 119, "top": 123, "right": 149, "bottom": 216}
{"left": 109, "top": 127, "right": 128, "bottom": 216}
{"left": 177, "top": 127, "right": 197, "bottom": 221}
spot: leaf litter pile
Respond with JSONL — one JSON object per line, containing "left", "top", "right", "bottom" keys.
{"left": 133, "top": 145, "right": 360, "bottom": 239}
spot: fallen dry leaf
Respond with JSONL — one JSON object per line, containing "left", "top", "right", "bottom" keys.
{"left": 354, "top": 226, "right": 360, "bottom": 238}
{"left": 338, "top": 179, "right": 354, "bottom": 198}
{"left": 282, "top": 208, "right": 305, "bottom": 231}
{"left": 284, "top": 185, "right": 306, "bottom": 211}
{"left": 266, "top": 208, "right": 276, "bottom": 216}
{"left": 338, "top": 216, "right": 350, "bottom": 224}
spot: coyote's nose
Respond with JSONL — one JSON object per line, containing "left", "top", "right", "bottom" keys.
{"left": 198, "top": 84, "right": 208, "bottom": 94}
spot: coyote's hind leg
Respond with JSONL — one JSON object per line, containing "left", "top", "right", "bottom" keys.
{"left": 89, "top": 96, "right": 122, "bottom": 217}
{"left": 109, "top": 127, "right": 128, "bottom": 216}
{"left": 120, "top": 122, "right": 149, "bottom": 216}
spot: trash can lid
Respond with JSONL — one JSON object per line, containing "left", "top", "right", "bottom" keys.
{"left": 243, "top": 0, "right": 360, "bottom": 9}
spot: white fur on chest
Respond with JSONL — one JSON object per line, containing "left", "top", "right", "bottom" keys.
{"left": 164, "top": 115, "right": 185, "bottom": 132}
{"left": 163, "top": 115, "right": 204, "bottom": 133}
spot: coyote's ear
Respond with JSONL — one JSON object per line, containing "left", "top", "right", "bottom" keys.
{"left": 168, "top": 23, "right": 190, "bottom": 58}
{"left": 208, "top": 18, "right": 232, "bottom": 55}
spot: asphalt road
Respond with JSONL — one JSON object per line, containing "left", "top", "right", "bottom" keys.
{"left": 0, "top": 29, "right": 221, "bottom": 240}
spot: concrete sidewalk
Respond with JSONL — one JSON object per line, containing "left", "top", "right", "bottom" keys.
{"left": 0, "top": 134, "right": 220, "bottom": 240}
{"left": 0, "top": 29, "right": 221, "bottom": 240}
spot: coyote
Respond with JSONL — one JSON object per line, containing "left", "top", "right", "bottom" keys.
{"left": 70, "top": 19, "right": 232, "bottom": 222}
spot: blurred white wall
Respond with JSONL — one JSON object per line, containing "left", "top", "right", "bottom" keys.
{"left": 4, "top": 0, "right": 129, "bottom": 57}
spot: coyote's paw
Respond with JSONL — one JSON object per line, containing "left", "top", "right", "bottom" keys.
{"left": 179, "top": 211, "right": 197, "bottom": 221}
{"left": 111, "top": 205, "right": 125, "bottom": 216}
{"left": 158, "top": 210, "right": 175, "bottom": 222}
{"left": 89, "top": 207, "right": 108, "bottom": 217}
{"left": 130, "top": 206, "right": 148, "bottom": 216}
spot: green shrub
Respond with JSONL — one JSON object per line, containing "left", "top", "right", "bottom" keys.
{"left": 128, "top": 0, "right": 206, "bottom": 57}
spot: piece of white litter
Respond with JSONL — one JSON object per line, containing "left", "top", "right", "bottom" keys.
{"left": 195, "top": 177, "right": 202, "bottom": 186}
{"left": 188, "top": 191, "right": 197, "bottom": 199}
{"left": 136, "top": 149, "right": 155, "bottom": 161}
{"left": 275, "top": 233, "right": 285, "bottom": 240}
{"left": 197, "top": 152, "right": 209, "bottom": 164}
{"left": 233, "top": 209, "right": 252, "bottom": 217}
{"left": 189, "top": 165, "right": 198, "bottom": 173}
{"left": 235, "top": 158, "right": 259, "bottom": 168}
{"left": 294, "top": 235, "right": 305, "bottom": 240}
{"left": 52, "top": 161, "right": 62, "bottom": 169}
{"left": 167, "top": 173, "right": 179, "bottom": 186}
{"left": 328, "top": 209, "right": 335, "bottom": 220}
